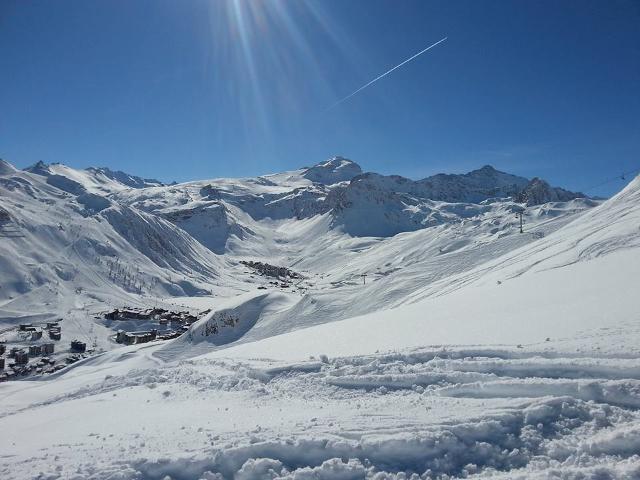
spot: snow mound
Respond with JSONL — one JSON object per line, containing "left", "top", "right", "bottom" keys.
{"left": 158, "top": 292, "right": 297, "bottom": 360}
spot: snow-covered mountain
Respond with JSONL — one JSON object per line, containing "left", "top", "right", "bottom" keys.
{"left": 1, "top": 154, "right": 638, "bottom": 480}
{"left": 24, "top": 160, "right": 165, "bottom": 194}
{"left": 0, "top": 156, "right": 589, "bottom": 326}
{"left": 301, "top": 155, "right": 363, "bottom": 184}
{"left": 0, "top": 160, "right": 233, "bottom": 329}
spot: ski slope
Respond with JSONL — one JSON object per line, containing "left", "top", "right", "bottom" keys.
{"left": 0, "top": 162, "right": 638, "bottom": 479}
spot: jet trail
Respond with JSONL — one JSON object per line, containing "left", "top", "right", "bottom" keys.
{"left": 326, "top": 36, "right": 448, "bottom": 111}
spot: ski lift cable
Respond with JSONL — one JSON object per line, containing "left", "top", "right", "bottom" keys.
{"left": 580, "top": 167, "right": 640, "bottom": 194}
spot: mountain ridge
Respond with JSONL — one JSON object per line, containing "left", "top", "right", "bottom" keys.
{"left": 9, "top": 156, "right": 585, "bottom": 206}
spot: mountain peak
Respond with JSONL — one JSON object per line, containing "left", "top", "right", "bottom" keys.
{"left": 302, "top": 156, "right": 362, "bottom": 184}
{"left": 467, "top": 165, "right": 504, "bottom": 177}
{"left": 24, "top": 160, "right": 51, "bottom": 175}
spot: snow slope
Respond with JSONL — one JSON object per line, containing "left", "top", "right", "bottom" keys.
{"left": 0, "top": 161, "right": 238, "bottom": 335}
{"left": 0, "top": 161, "right": 638, "bottom": 479}
{"left": 175, "top": 174, "right": 639, "bottom": 361}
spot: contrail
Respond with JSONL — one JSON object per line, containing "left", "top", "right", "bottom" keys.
{"left": 326, "top": 36, "right": 448, "bottom": 111}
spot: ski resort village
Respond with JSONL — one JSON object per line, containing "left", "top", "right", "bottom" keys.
{"left": 0, "top": 155, "right": 639, "bottom": 479}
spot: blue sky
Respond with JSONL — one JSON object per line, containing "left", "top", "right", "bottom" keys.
{"left": 1, "top": 0, "right": 639, "bottom": 196}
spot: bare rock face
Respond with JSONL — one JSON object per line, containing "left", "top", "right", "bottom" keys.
{"left": 516, "top": 177, "right": 585, "bottom": 206}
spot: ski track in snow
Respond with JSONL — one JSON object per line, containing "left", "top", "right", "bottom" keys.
{"left": 2, "top": 343, "right": 640, "bottom": 479}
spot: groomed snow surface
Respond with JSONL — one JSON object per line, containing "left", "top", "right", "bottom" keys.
{"left": 0, "top": 161, "right": 639, "bottom": 479}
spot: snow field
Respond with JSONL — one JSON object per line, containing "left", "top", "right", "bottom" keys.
{"left": 2, "top": 341, "right": 640, "bottom": 479}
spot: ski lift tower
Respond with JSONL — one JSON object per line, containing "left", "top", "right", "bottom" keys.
{"left": 514, "top": 207, "right": 525, "bottom": 234}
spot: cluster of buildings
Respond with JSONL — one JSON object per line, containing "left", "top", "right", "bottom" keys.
{"left": 106, "top": 307, "right": 201, "bottom": 346}
{"left": 116, "top": 329, "right": 157, "bottom": 345}
{"left": 1, "top": 306, "right": 207, "bottom": 382}
{"left": 19, "top": 321, "right": 62, "bottom": 341}
{"left": 1, "top": 340, "right": 60, "bottom": 380}
{"left": 0, "top": 319, "right": 91, "bottom": 381}
{"left": 104, "top": 307, "right": 198, "bottom": 324}
{"left": 240, "top": 260, "right": 302, "bottom": 280}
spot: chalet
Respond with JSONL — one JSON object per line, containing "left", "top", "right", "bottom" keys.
{"left": 123, "top": 333, "right": 137, "bottom": 345}
{"left": 46, "top": 322, "right": 59, "bottom": 329}
{"left": 19, "top": 323, "right": 35, "bottom": 331}
{"left": 70, "top": 340, "right": 86, "bottom": 353}
{"left": 116, "top": 330, "right": 126, "bottom": 343}
{"left": 31, "top": 330, "right": 43, "bottom": 341}
{"left": 14, "top": 350, "right": 28, "bottom": 365}
{"left": 42, "top": 343, "right": 55, "bottom": 355}
{"left": 49, "top": 329, "right": 61, "bottom": 340}
{"left": 28, "top": 345, "right": 42, "bottom": 356}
